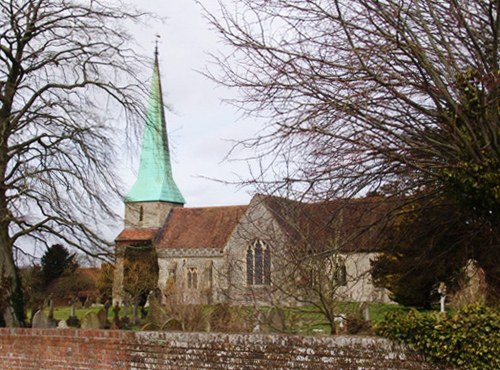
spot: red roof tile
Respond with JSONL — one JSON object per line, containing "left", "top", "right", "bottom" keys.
{"left": 115, "top": 228, "right": 159, "bottom": 242}
{"left": 156, "top": 206, "right": 247, "bottom": 251}
{"left": 261, "top": 195, "right": 399, "bottom": 252}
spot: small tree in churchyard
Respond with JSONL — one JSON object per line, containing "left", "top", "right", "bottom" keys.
{"left": 41, "top": 244, "right": 78, "bottom": 287}
{"left": 123, "top": 247, "right": 158, "bottom": 324}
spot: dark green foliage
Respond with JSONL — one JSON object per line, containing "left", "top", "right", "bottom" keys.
{"left": 20, "top": 265, "right": 45, "bottom": 317}
{"left": 0, "top": 270, "right": 24, "bottom": 327}
{"left": 12, "top": 268, "right": 25, "bottom": 327}
{"left": 376, "top": 305, "right": 500, "bottom": 369}
{"left": 41, "top": 244, "right": 78, "bottom": 286}
{"left": 371, "top": 199, "right": 498, "bottom": 307}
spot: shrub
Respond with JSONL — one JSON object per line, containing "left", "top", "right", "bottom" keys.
{"left": 376, "top": 305, "right": 500, "bottom": 369}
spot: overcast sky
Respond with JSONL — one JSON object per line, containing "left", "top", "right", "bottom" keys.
{"left": 117, "top": 1, "right": 257, "bottom": 210}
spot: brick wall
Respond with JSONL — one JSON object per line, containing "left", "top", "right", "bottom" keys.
{"left": 0, "top": 329, "right": 443, "bottom": 369}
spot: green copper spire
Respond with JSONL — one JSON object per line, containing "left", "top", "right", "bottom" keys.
{"left": 125, "top": 49, "right": 185, "bottom": 204}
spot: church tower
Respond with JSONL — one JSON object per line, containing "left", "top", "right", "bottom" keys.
{"left": 124, "top": 48, "right": 185, "bottom": 229}
{"left": 113, "top": 48, "right": 184, "bottom": 304}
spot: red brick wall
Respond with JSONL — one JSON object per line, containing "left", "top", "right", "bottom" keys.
{"left": 0, "top": 328, "right": 442, "bottom": 369}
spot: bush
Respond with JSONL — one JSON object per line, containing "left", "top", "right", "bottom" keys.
{"left": 376, "top": 305, "right": 500, "bottom": 369}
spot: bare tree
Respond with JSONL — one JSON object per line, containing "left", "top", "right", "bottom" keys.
{"left": 0, "top": 0, "right": 149, "bottom": 326}
{"left": 202, "top": 0, "right": 499, "bottom": 299}
{"left": 203, "top": 0, "right": 498, "bottom": 212}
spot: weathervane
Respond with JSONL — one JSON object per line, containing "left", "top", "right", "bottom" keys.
{"left": 154, "top": 34, "right": 161, "bottom": 56}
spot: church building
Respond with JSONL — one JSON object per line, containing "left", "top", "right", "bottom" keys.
{"left": 112, "top": 51, "right": 392, "bottom": 307}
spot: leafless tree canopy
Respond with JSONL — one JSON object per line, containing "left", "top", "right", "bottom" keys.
{"left": 204, "top": 0, "right": 499, "bottom": 211}
{"left": 0, "top": 0, "right": 149, "bottom": 326}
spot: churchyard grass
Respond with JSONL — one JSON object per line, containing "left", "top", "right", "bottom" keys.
{"left": 27, "top": 305, "right": 137, "bottom": 323}
{"left": 26, "top": 303, "right": 403, "bottom": 332}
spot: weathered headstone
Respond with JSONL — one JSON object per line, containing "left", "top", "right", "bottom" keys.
{"left": 335, "top": 313, "right": 347, "bottom": 334}
{"left": 48, "top": 299, "right": 55, "bottom": 321}
{"left": 57, "top": 320, "right": 69, "bottom": 329}
{"left": 266, "top": 307, "right": 286, "bottom": 333}
{"left": 359, "top": 302, "right": 370, "bottom": 322}
{"left": 113, "top": 302, "right": 120, "bottom": 324}
{"left": 84, "top": 296, "right": 92, "bottom": 308}
{"left": 66, "top": 300, "right": 80, "bottom": 327}
{"left": 438, "top": 282, "right": 447, "bottom": 313}
{"left": 32, "top": 310, "right": 57, "bottom": 328}
{"left": 80, "top": 311, "right": 101, "bottom": 329}
{"left": 97, "top": 308, "right": 107, "bottom": 329}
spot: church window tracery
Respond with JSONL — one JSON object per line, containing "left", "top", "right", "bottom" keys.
{"left": 246, "top": 240, "right": 271, "bottom": 286}
{"left": 187, "top": 267, "right": 198, "bottom": 289}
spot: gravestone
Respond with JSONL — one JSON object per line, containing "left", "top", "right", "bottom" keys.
{"left": 97, "top": 308, "right": 108, "bottom": 329}
{"left": 80, "top": 311, "right": 101, "bottom": 329}
{"left": 359, "top": 302, "right": 370, "bottom": 321}
{"left": 113, "top": 302, "right": 120, "bottom": 324}
{"left": 57, "top": 320, "right": 69, "bottom": 329}
{"left": 335, "top": 313, "right": 347, "bottom": 334}
{"left": 84, "top": 296, "right": 92, "bottom": 308}
{"left": 32, "top": 310, "right": 57, "bottom": 328}
{"left": 66, "top": 301, "right": 80, "bottom": 327}
{"left": 266, "top": 307, "right": 286, "bottom": 333}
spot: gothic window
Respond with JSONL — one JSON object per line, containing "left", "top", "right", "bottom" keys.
{"left": 246, "top": 240, "right": 271, "bottom": 286}
{"left": 333, "top": 257, "right": 347, "bottom": 286}
{"left": 187, "top": 267, "right": 198, "bottom": 289}
{"left": 246, "top": 247, "right": 254, "bottom": 285}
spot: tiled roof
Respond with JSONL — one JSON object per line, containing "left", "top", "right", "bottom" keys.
{"left": 155, "top": 205, "right": 247, "bottom": 251}
{"left": 261, "top": 195, "right": 399, "bottom": 252}
{"left": 115, "top": 195, "right": 399, "bottom": 254}
{"left": 115, "top": 228, "right": 159, "bottom": 242}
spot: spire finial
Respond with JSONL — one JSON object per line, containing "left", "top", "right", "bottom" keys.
{"left": 154, "top": 34, "right": 161, "bottom": 60}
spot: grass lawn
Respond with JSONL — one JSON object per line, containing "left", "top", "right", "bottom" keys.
{"left": 27, "top": 305, "right": 137, "bottom": 323}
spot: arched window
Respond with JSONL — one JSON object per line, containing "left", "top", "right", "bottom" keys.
{"left": 333, "top": 257, "right": 347, "bottom": 286}
{"left": 246, "top": 247, "right": 254, "bottom": 285}
{"left": 187, "top": 267, "right": 198, "bottom": 289}
{"left": 246, "top": 240, "right": 271, "bottom": 286}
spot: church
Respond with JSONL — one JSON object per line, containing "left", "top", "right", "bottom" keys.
{"left": 112, "top": 51, "right": 392, "bottom": 307}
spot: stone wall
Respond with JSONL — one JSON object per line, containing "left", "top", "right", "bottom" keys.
{"left": 0, "top": 329, "right": 443, "bottom": 369}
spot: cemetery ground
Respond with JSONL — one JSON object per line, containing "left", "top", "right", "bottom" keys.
{"left": 28, "top": 302, "right": 406, "bottom": 333}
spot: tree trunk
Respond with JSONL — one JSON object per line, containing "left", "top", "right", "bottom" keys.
{"left": 0, "top": 233, "right": 20, "bottom": 327}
